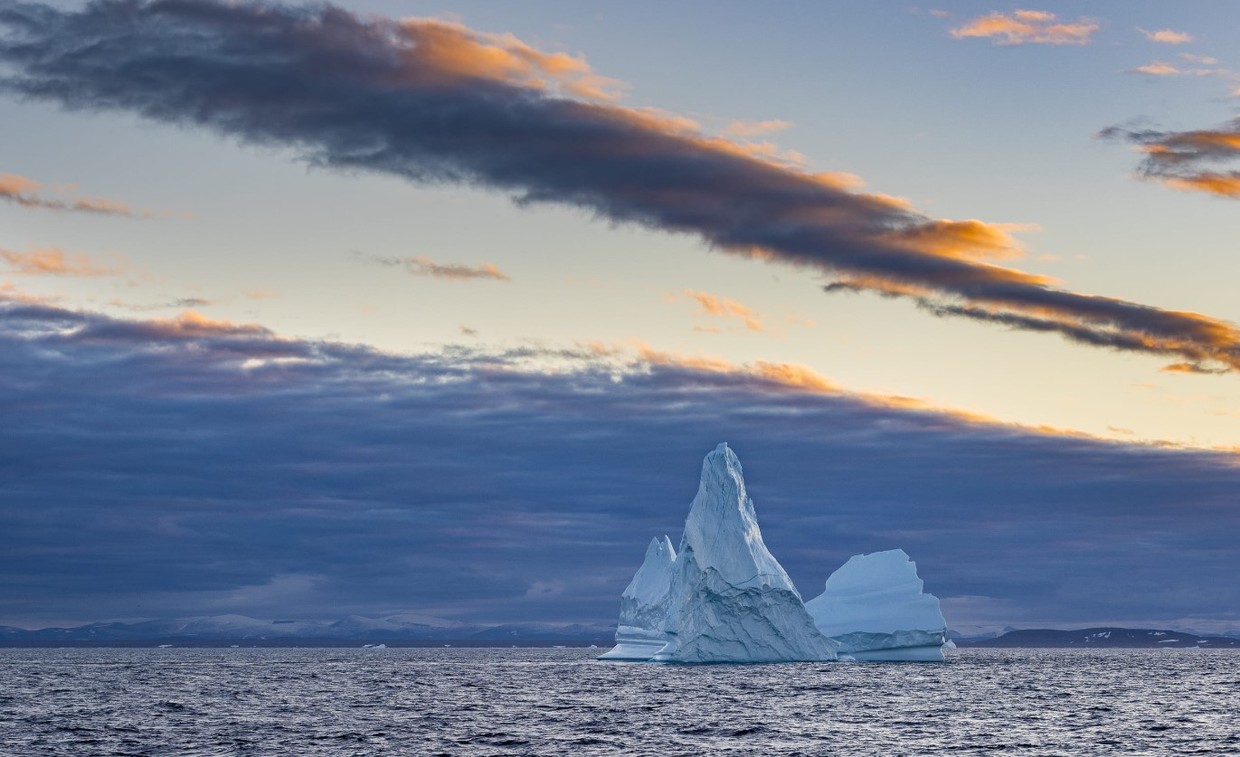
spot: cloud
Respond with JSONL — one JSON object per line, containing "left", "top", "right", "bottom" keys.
{"left": 3, "top": 1, "right": 1240, "bottom": 372}
{"left": 1180, "top": 53, "right": 1218, "bottom": 66}
{"left": 723, "top": 119, "right": 792, "bottom": 138}
{"left": 1140, "top": 28, "right": 1192, "bottom": 45}
{"left": 2, "top": 295, "right": 1240, "bottom": 630}
{"left": 1129, "top": 61, "right": 1182, "bottom": 76}
{"left": 108, "top": 296, "right": 214, "bottom": 312}
{"left": 0, "top": 172, "right": 163, "bottom": 217}
{"left": 950, "top": 10, "right": 1099, "bottom": 45}
{"left": 1126, "top": 60, "right": 1233, "bottom": 77}
{"left": 406, "top": 257, "right": 511, "bottom": 281}
{"left": 1100, "top": 119, "right": 1240, "bottom": 199}
{"left": 673, "top": 289, "right": 764, "bottom": 331}
{"left": 360, "top": 253, "right": 511, "bottom": 281}
{"left": 1, "top": 246, "right": 125, "bottom": 276}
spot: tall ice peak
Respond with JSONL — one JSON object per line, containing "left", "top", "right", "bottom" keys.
{"left": 680, "top": 442, "right": 796, "bottom": 594}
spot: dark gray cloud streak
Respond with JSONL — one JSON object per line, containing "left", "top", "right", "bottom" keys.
{"left": 2, "top": 0, "right": 1240, "bottom": 370}
{"left": 2, "top": 295, "right": 1240, "bottom": 630}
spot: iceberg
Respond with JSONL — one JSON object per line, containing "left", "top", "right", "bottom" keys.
{"left": 596, "top": 535, "right": 677, "bottom": 661}
{"left": 805, "top": 549, "right": 948, "bottom": 661}
{"left": 601, "top": 443, "right": 837, "bottom": 663}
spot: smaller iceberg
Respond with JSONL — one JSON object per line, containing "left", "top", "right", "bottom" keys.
{"left": 597, "top": 535, "right": 677, "bottom": 661}
{"left": 805, "top": 549, "right": 947, "bottom": 661}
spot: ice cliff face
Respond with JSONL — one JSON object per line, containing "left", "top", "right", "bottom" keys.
{"left": 805, "top": 549, "right": 948, "bottom": 661}
{"left": 601, "top": 443, "right": 837, "bottom": 663}
{"left": 596, "top": 535, "right": 676, "bottom": 661}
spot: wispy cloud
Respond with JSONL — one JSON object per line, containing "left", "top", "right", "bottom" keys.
{"left": 360, "top": 253, "right": 511, "bottom": 281}
{"left": 673, "top": 289, "right": 764, "bottom": 331}
{"left": 0, "top": 172, "right": 164, "bottom": 218}
{"left": 1100, "top": 119, "right": 1240, "bottom": 199}
{"left": 723, "top": 119, "right": 792, "bottom": 138}
{"left": 1181, "top": 53, "right": 1219, "bottom": 66}
{"left": 5, "top": 1, "right": 1240, "bottom": 371}
{"left": 951, "top": 10, "right": 1099, "bottom": 46}
{"left": 1129, "top": 61, "right": 1182, "bottom": 76}
{"left": 1139, "top": 28, "right": 1192, "bottom": 45}
{"left": 1126, "top": 60, "right": 1233, "bottom": 77}
{"left": 1, "top": 246, "right": 125, "bottom": 277}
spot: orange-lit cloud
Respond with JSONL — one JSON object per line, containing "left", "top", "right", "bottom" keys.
{"left": 1129, "top": 61, "right": 1181, "bottom": 76}
{"left": 674, "top": 289, "right": 764, "bottom": 331}
{"left": 615, "top": 341, "right": 1112, "bottom": 438}
{"left": 1, "top": 246, "right": 124, "bottom": 277}
{"left": 1139, "top": 28, "right": 1192, "bottom": 45}
{"left": 629, "top": 341, "right": 837, "bottom": 393}
{"left": 1181, "top": 53, "right": 1218, "bottom": 66}
{"left": 1161, "top": 173, "right": 1240, "bottom": 198}
{"left": 1101, "top": 119, "right": 1240, "bottom": 200}
{"left": 9, "top": 1, "right": 1240, "bottom": 374}
{"left": 151, "top": 309, "right": 265, "bottom": 337}
{"left": 951, "top": 10, "right": 1099, "bottom": 45}
{"left": 723, "top": 119, "right": 792, "bottom": 138}
{"left": 360, "top": 253, "right": 511, "bottom": 281}
{"left": 0, "top": 172, "right": 163, "bottom": 217}
{"left": 881, "top": 218, "right": 1035, "bottom": 261}
{"left": 1127, "top": 60, "right": 1233, "bottom": 77}
{"left": 396, "top": 18, "right": 625, "bottom": 102}
{"left": 242, "top": 288, "right": 279, "bottom": 300}
{"left": 407, "top": 257, "right": 510, "bottom": 281}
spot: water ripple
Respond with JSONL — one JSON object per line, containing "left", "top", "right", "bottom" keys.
{"left": 1, "top": 648, "right": 1238, "bottom": 755}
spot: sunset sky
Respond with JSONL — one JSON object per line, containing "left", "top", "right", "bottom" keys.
{"left": 2, "top": 1, "right": 1239, "bottom": 633}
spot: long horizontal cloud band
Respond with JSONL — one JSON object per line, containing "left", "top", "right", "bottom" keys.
{"left": 2, "top": 297, "right": 1240, "bottom": 628}
{"left": 2, "top": 0, "right": 1239, "bottom": 369}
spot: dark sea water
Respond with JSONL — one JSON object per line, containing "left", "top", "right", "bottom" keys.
{"left": 1, "top": 647, "right": 1238, "bottom": 755}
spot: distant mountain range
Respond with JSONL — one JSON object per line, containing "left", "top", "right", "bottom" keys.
{"left": 3, "top": 616, "right": 1239, "bottom": 649}
{"left": 0, "top": 614, "right": 615, "bottom": 647}
{"left": 957, "top": 627, "right": 1240, "bottom": 649}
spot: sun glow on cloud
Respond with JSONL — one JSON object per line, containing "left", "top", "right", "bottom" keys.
{"left": 1101, "top": 119, "right": 1240, "bottom": 200}
{"left": 1, "top": 246, "right": 126, "bottom": 277}
{"left": 1139, "top": 28, "right": 1193, "bottom": 45}
{"left": 0, "top": 171, "right": 166, "bottom": 217}
{"left": 950, "top": 10, "right": 1099, "bottom": 46}
{"left": 6, "top": 1, "right": 1240, "bottom": 374}
{"left": 672, "top": 289, "right": 765, "bottom": 332}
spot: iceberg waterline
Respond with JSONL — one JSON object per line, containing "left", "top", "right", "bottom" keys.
{"left": 600, "top": 443, "right": 947, "bottom": 663}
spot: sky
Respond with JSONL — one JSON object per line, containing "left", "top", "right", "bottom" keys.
{"left": 1, "top": 0, "right": 1239, "bottom": 633}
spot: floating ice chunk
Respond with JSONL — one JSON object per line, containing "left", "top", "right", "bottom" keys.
{"left": 805, "top": 549, "right": 947, "bottom": 661}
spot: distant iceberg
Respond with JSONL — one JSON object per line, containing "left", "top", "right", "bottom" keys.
{"left": 805, "top": 549, "right": 948, "bottom": 661}
{"left": 600, "top": 444, "right": 947, "bottom": 663}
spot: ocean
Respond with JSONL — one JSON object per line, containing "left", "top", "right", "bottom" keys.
{"left": 2, "top": 647, "right": 1237, "bottom": 755}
